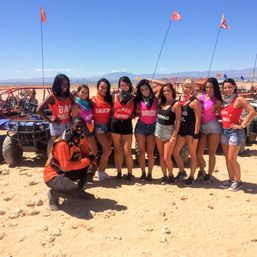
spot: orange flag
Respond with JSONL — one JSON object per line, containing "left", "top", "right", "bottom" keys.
{"left": 40, "top": 7, "right": 47, "bottom": 23}
{"left": 220, "top": 14, "right": 230, "bottom": 29}
{"left": 171, "top": 11, "right": 182, "bottom": 21}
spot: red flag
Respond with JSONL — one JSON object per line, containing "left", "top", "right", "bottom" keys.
{"left": 171, "top": 11, "right": 182, "bottom": 21}
{"left": 40, "top": 7, "right": 47, "bottom": 23}
{"left": 220, "top": 14, "right": 230, "bottom": 29}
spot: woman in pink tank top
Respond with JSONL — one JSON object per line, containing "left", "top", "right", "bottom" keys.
{"left": 71, "top": 84, "right": 98, "bottom": 156}
{"left": 135, "top": 79, "right": 158, "bottom": 182}
{"left": 196, "top": 78, "right": 222, "bottom": 183}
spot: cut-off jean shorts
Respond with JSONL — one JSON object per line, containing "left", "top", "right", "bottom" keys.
{"left": 135, "top": 120, "right": 156, "bottom": 136}
{"left": 50, "top": 122, "right": 71, "bottom": 137}
{"left": 154, "top": 122, "right": 175, "bottom": 141}
{"left": 94, "top": 122, "right": 110, "bottom": 134}
{"left": 200, "top": 119, "right": 221, "bottom": 135}
{"left": 221, "top": 128, "right": 245, "bottom": 146}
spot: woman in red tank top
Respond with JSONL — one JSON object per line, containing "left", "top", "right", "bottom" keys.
{"left": 111, "top": 76, "right": 135, "bottom": 181}
{"left": 220, "top": 78, "right": 256, "bottom": 191}
{"left": 91, "top": 78, "right": 113, "bottom": 181}
{"left": 37, "top": 74, "right": 73, "bottom": 141}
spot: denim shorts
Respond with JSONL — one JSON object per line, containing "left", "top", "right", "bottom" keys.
{"left": 200, "top": 119, "right": 221, "bottom": 135}
{"left": 50, "top": 122, "right": 71, "bottom": 137}
{"left": 94, "top": 122, "right": 110, "bottom": 134}
{"left": 154, "top": 122, "right": 175, "bottom": 141}
{"left": 135, "top": 120, "right": 156, "bottom": 136}
{"left": 221, "top": 128, "right": 245, "bottom": 146}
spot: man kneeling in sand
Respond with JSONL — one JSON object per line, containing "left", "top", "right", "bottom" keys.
{"left": 44, "top": 117, "right": 97, "bottom": 210}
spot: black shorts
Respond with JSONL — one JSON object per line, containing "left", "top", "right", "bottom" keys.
{"left": 178, "top": 124, "right": 195, "bottom": 137}
{"left": 111, "top": 117, "right": 133, "bottom": 135}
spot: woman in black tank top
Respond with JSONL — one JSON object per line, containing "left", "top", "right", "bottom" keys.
{"left": 173, "top": 79, "right": 201, "bottom": 186}
{"left": 154, "top": 83, "right": 181, "bottom": 184}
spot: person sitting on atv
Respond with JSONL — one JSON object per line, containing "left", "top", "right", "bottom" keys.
{"left": 44, "top": 117, "right": 97, "bottom": 211}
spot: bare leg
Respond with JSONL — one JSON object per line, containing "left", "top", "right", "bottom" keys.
{"left": 227, "top": 145, "right": 241, "bottom": 181}
{"left": 207, "top": 134, "right": 220, "bottom": 175}
{"left": 146, "top": 135, "right": 155, "bottom": 175}
{"left": 196, "top": 134, "right": 207, "bottom": 171}
{"left": 186, "top": 136, "right": 198, "bottom": 177}
{"left": 155, "top": 136, "right": 166, "bottom": 177}
{"left": 87, "top": 135, "right": 98, "bottom": 156}
{"left": 222, "top": 144, "right": 234, "bottom": 181}
{"left": 122, "top": 134, "right": 133, "bottom": 175}
{"left": 96, "top": 133, "right": 112, "bottom": 172}
{"left": 111, "top": 133, "right": 123, "bottom": 173}
{"left": 173, "top": 135, "right": 186, "bottom": 173}
{"left": 163, "top": 139, "right": 176, "bottom": 176}
{"left": 135, "top": 134, "right": 146, "bottom": 174}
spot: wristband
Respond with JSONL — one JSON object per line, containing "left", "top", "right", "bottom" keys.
{"left": 193, "top": 133, "right": 200, "bottom": 139}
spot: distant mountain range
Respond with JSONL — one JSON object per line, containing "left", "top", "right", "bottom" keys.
{"left": 0, "top": 68, "right": 255, "bottom": 84}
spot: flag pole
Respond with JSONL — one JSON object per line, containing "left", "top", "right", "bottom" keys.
{"left": 40, "top": 12, "right": 46, "bottom": 100}
{"left": 207, "top": 27, "right": 221, "bottom": 78}
{"left": 152, "top": 19, "right": 172, "bottom": 79}
{"left": 251, "top": 53, "right": 257, "bottom": 89}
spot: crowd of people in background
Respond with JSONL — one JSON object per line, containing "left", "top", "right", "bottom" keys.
{"left": 37, "top": 74, "right": 256, "bottom": 210}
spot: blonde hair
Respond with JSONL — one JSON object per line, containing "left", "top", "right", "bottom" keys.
{"left": 183, "top": 78, "right": 195, "bottom": 88}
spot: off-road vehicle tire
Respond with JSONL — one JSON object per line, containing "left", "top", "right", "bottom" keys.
{"left": 2, "top": 134, "right": 23, "bottom": 166}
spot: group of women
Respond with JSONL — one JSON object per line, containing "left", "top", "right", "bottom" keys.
{"left": 37, "top": 73, "right": 256, "bottom": 192}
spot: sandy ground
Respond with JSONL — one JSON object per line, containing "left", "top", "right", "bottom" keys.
{"left": 1, "top": 85, "right": 257, "bottom": 257}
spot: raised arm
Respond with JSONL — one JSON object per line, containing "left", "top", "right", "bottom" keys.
{"left": 237, "top": 97, "right": 256, "bottom": 128}
{"left": 36, "top": 94, "right": 55, "bottom": 123}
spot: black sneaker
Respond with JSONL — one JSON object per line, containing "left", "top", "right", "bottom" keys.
{"left": 47, "top": 189, "right": 60, "bottom": 211}
{"left": 140, "top": 172, "right": 146, "bottom": 181}
{"left": 160, "top": 176, "right": 167, "bottom": 185}
{"left": 174, "top": 171, "right": 187, "bottom": 180}
{"left": 185, "top": 176, "right": 194, "bottom": 186}
{"left": 228, "top": 181, "right": 243, "bottom": 191}
{"left": 146, "top": 173, "right": 152, "bottom": 182}
{"left": 124, "top": 173, "right": 133, "bottom": 181}
{"left": 116, "top": 172, "right": 122, "bottom": 179}
{"left": 203, "top": 174, "right": 213, "bottom": 183}
{"left": 167, "top": 175, "right": 175, "bottom": 184}
{"left": 196, "top": 170, "right": 206, "bottom": 181}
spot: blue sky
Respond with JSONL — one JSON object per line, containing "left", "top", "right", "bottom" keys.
{"left": 0, "top": 0, "right": 256, "bottom": 79}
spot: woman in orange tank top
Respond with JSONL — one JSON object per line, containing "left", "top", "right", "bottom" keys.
{"left": 37, "top": 74, "right": 73, "bottom": 141}
{"left": 92, "top": 78, "right": 113, "bottom": 181}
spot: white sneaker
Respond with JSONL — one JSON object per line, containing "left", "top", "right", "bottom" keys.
{"left": 97, "top": 171, "right": 110, "bottom": 181}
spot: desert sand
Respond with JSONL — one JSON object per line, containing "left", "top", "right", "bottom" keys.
{"left": 1, "top": 85, "right": 257, "bottom": 257}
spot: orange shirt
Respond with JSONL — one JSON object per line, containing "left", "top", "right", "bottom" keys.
{"left": 48, "top": 94, "right": 72, "bottom": 124}
{"left": 92, "top": 94, "right": 112, "bottom": 124}
{"left": 44, "top": 137, "right": 91, "bottom": 182}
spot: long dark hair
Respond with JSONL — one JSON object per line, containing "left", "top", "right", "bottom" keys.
{"left": 202, "top": 77, "right": 223, "bottom": 102}
{"left": 159, "top": 83, "right": 176, "bottom": 106}
{"left": 52, "top": 74, "right": 70, "bottom": 97}
{"left": 97, "top": 78, "right": 113, "bottom": 106}
{"left": 118, "top": 76, "right": 133, "bottom": 93}
{"left": 222, "top": 78, "right": 237, "bottom": 94}
{"left": 136, "top": 79, "right": 154, "bottom": 103}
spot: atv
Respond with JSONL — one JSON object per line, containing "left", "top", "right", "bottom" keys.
{"left": 0, "top": 86, "right": 52, "bottom": 166}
